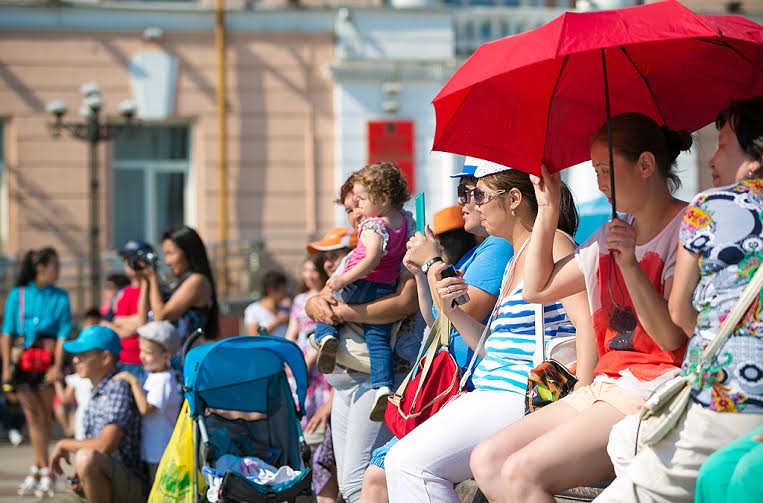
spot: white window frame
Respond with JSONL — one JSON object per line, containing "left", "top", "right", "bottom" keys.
{"left": 112, "top": 156, "right": 192, "bottom": 246}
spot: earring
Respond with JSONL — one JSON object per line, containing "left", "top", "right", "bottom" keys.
{"left": 511, "top": 210, "right": 516, "bottom": 216}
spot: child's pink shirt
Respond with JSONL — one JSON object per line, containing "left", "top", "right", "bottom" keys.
{"left": 344, "top": 212, "right": 410, "bottom": 285}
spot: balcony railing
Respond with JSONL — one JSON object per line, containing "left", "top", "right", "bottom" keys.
{"left": 453, "top": 6, "right": 570, "bottom": 56}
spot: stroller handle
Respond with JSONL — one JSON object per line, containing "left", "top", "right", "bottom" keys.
{"left": 182, "top": 328, "right": 205, "bottom": 363}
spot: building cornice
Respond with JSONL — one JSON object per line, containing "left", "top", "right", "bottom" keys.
{"left": 0, "top": 2, "right": 338, "bottom": 32}
{"left": 325, "top": 57, "right": 463, "bottom": 82}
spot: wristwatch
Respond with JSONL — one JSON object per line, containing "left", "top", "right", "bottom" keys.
{"left": 422, "top": 256, "right": 444, "bottom": 274}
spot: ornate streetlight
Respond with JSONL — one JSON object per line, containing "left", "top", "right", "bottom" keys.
{"left": 46, "top": 83, "right": 138, "bottom": 307}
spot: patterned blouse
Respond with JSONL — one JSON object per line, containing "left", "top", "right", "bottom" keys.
{"left": 680, "top": 180, "right": 763, "bottom": 413}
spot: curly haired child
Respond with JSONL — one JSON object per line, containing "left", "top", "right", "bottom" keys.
{"left": 315, "top": 162, "right": 412, "bottom": 421}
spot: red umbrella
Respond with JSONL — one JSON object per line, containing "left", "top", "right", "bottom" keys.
{"left": 432, "top": 0, "right": 763, "bottom": 214}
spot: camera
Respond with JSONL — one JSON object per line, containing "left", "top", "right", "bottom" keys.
{"left": 127, "top": 249, "right": 159, "bottom": 271}
{"left": 440, "top": 264, "right": 470, "bottom": 308}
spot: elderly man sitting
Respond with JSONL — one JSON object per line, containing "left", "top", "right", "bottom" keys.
{"left": 50, "top": 325, "right": 146, "bottom": 503}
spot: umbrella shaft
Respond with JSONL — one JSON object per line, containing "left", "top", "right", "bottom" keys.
{"left": 601, "top": 49, "right": 617, "bottom": 219}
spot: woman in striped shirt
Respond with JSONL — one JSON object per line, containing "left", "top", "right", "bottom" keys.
{"left": 384, "top": 160, "right": 593, "bottom": 503}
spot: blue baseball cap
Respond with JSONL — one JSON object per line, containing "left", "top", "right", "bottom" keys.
{"left": 450, "top": 157, "right": 479, "bottom": 178}
{"left": 119, "top": 240, "right": 154, "bottom": 257}
{"left": 63, "top": 325, "right": 122, "bottom": 357}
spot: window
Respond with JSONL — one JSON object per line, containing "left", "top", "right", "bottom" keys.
{"left": 112, "top": 125, "right": 191, "bottom": 247}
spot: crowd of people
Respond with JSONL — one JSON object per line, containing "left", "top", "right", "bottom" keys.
{"left": 0, "top": 96, "right": 761, "bottom": 503}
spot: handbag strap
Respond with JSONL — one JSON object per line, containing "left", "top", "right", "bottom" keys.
{"left": 531, "top": 231, "right": 575, "bottom": 367}
{"left": 533, "top": 302, "right": 546, "bottom": 367}
{"left": 393, "top": 314, "right": 450, "bottom": 407}
{"left": 19, "top": 287, "right": 24, "bottom": 339}
{"left": 458, "top": 237, "right": 533, "bottom": 392}
{"left": 695, "top": 264, "right": 763, "bottom": 374}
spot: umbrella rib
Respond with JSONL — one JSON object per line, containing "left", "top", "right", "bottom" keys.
{"left": 543, "top": 55, "right": 570, "bottom": 168}
{"left": 619, "top": 46, "right": 667, "bottom": 126}
{"left": 692, "top": 37, "right": 754, "bottom": 65}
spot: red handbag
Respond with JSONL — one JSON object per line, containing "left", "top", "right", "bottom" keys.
{"left": 16, "top": 287, "right": 55, "bottom": 374}
{"left": 384, "top": 315, "right": 461, "bottom": 439}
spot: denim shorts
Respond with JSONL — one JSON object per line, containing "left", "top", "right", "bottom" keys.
{"left": 369, "top": 436, "right": 399, "bottom": 470}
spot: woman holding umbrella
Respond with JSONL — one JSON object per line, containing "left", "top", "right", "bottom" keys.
{"left": 470, "top": 113, "right": 691, "bottom": 501}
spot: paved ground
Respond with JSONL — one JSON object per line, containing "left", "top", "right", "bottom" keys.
{"left": 0, "top": 439, "right": 73, "bottom": 503}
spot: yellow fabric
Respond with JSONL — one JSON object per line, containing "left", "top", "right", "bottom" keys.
{"left": 148, "top": 401, "right": 205, "bottom": 503}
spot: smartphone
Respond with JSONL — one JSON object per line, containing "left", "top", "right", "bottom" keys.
{"left": 440, "top": 264, "right": 470, "bottom": 307}
{"left": 415, "top": 193, "right": 426, "bottom": 235}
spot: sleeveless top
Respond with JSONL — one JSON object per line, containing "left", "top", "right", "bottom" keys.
{"left": 472, "top": 241, "right": 574, "bottom": 394}
{"left": 344, "top": 212, "right": 410, "bottom": 285}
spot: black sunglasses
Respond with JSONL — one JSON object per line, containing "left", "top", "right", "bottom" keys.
{"left": 457, "top": 185, "right": 477, "bottom": 205}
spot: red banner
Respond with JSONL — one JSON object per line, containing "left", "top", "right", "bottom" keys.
{"left": 367, "top": 120, "right": 415, "bottom": 193}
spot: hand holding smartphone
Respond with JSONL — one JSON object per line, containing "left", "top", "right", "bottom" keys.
{"left": 440, "top": 264, "right": 470, "bottom": 308}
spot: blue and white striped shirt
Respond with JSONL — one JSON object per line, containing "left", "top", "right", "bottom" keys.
{"left": 472, "top": 280, "right": 575, "bottom": 395}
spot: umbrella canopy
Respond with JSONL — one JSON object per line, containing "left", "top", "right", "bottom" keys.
{"left": 433, "top": 0, "right": 763, "bottom": 177}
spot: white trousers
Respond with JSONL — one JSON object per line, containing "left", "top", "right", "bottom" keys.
{"left": 385, "top": 390, "right": 525, "bottom": 503}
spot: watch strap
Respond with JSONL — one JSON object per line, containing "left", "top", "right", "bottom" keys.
{"left": 422, "top": 256, "right": 443, "bottom": 274}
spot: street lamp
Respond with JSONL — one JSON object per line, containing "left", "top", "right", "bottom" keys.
{"left": 47, "top": 83, "right": 138, "bottom": 307}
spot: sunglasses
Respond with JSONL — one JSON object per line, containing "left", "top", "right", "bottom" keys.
{"left": 473, "top": 187, "right": 507, "bottom": 206}
{"left": 457, "top": 185, "right": 477, "bottom": 205}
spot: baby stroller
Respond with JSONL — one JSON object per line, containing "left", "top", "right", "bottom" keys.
{"left": 182, "top": 331, "right": 313, "bottom": 503}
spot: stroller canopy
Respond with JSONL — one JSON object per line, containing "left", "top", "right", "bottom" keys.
{"left": 184, "top": 336, "right": 309, "bottom": 418}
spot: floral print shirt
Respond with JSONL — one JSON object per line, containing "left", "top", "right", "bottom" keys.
{"left": 680, "top": 180, "right": 763, "bottom": 413}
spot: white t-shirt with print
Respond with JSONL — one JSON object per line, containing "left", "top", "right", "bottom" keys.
{"left": 244, "top": 301, "right": 288, "bottom": 338}
{"left": 141, "top": 370, "right": 182, "bottom": 463}
{"left": 65, "top": 373, "right": 92, "bottom": 440}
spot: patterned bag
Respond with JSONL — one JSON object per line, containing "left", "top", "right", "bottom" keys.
{"left": 525, "top": 302, "right": 577, "bottom": 414}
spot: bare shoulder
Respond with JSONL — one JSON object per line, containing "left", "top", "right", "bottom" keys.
{"left": 551, "top": 229, "right": 577, "bottom": 257}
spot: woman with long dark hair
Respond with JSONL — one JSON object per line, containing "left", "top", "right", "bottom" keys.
{"left": 1, "top": 247, "right": 71, "bottom": 497}
{"left": 138, "top": 226, "right": 218, "bottom": 350}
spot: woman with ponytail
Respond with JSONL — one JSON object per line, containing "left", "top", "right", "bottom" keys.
{"left": 2, "top": 247, "right": 72, "bottom": 497}
{"left": 470, "top": 113, "right": 692, "bottom": 502}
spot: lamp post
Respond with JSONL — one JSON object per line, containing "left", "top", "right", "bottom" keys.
{"left": 46, "top": 83, "right": 138, "bottom": 307}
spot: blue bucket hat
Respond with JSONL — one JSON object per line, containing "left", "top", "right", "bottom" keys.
{"left": 63, "top": 325, "right": 122, "bottom": 357}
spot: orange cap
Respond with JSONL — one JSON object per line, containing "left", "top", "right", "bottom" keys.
{"left": 433, "top": 205, "right": 465, "bottom": 235}
{"left": 306, "top": 227, "right": 358, "bottom": 254}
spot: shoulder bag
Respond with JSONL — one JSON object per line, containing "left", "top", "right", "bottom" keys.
{"left": 16, "top": 287, "right": 55, "bottom": 375}
{"left": 384, "top": 314, "right": 461, "bottom": 438}
{"left": 524, "top": 231, "right": 579, "bottom": 414}
{"left": 524, "top": 303, "right": 578, "bottom": 414}
{"left": 639, "top": 264, "right": 763, "bottom": 446}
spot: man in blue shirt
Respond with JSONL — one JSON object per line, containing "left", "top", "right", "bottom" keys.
{"left": 50, "top": 326, "right": 146, "bottom": 503}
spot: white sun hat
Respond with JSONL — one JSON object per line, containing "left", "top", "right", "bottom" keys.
{"left": 471, "top": 156, "right": 513, "bottom": 178}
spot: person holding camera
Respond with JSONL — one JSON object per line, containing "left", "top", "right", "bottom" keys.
{"left": 101, "top": 240, "right": 156, "bottom": 378}
{"left": 138, "top": 226, "right": 219, "bottom": 356}
{"left": 1, "top": 247, "right": 71, "bottom": 497}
